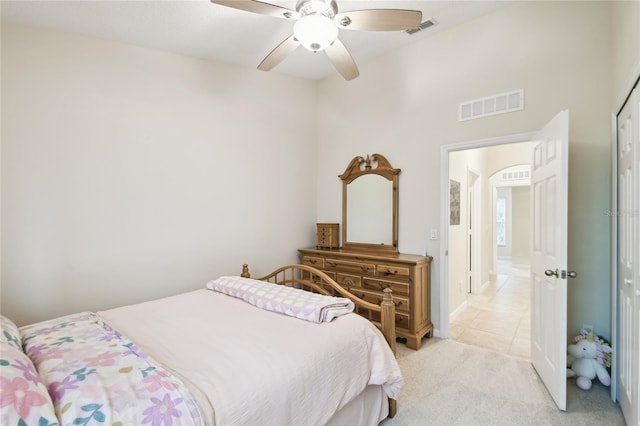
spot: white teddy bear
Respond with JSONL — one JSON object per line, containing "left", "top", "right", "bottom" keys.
{"left": 566, "top": 329, "right": 612, "bottom": 390}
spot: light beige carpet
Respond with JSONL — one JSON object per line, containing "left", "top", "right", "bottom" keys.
{"left": 383, "top": 338, "right": 626, "bottom": 425}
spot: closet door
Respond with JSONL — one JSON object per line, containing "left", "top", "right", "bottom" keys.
{"left": 617, "top": 86, "right": 638, "bottom": 426}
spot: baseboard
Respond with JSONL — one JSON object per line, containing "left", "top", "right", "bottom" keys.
{"left": 433, "top": 328, "right": 441, "bottom": 338}
{"left": 449, "top": 300, "right": 468, "bottom": 322}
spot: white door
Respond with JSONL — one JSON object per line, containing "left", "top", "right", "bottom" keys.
{"left": 530, "top": 110, "right": 570, "bottom": 411}
{"left": 617, "top": 87, "right": 638, "bottom": 426}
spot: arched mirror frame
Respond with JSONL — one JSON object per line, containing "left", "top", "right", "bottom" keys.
{"left": 339, "top": 153, "right": 400, "bottom": 254}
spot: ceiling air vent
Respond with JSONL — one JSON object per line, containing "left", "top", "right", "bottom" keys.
{"left": 405, "top": 18, "right": 438, "bottom": 35}
{"left": 458, "top": 89, "right": 524, "bottom": 121}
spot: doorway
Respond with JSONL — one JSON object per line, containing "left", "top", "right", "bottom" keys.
{"left": 439, "top": 111, "right": 570, "bottom": 410}
{"left": 451, "top": 161, "right": 533, "bottom": 359}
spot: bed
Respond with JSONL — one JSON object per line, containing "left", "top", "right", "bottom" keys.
{"left": 1, "top": 264, "right": 402, "bottom": 425}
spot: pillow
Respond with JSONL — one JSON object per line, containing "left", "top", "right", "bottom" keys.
{"left": 0, "top": 315, "right": 22, "bottom": 351}
{"left": 0, "top": 342, "right": 59, "bottom": 426}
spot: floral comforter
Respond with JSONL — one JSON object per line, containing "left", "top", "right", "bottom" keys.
{"left": 20, "top": 312, "right": 204, "bottom": 426}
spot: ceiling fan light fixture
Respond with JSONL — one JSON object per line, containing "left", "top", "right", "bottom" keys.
{"left": 293, "top": 15, "right": 338, "bottom": 52}
{"left": 296, "top": 0, "right": 337, "bottom": 17}
{"left": 211, "top": 0, "right": 422, "bottom": 80}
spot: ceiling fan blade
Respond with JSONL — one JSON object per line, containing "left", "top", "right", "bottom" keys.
{"left": 335, "top": 9, "right": 422, "bottom": 31}
{"left": 325, "top": 38, "right": 359, "bottom": 81}
{"left": 210, "top": 0, "right": 297, "bottom": 19}
{"left": 257, "top": 35, "right": 300, "bottom": 71}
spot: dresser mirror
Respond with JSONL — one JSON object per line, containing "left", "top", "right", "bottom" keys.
{"left": 339, "top": 153, "right": 400, "bottom": 253}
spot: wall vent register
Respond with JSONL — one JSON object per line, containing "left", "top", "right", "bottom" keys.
{"left": 458, "top": 89, "right": 524, "bottom": 121}
{"left": 405, "top": 18, "right": 438, "bottom": 35}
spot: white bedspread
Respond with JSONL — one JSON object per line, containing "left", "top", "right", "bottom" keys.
{"left": 98, "top": 289, "right": 403, "bottom": 426}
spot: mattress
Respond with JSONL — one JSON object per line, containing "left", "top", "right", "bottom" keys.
{"left": 98, "top": 288, "right": 403, "bottom": 425}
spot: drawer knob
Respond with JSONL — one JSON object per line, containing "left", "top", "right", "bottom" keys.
{"left": 384, "top": 269, "right": 398, "bottom": 276}
{"left": 360, "top": 266, "right": 370, "bottom": 272}
{"left": 309, "top": 259, "right": 317, "bottom": 264}
{"left": 327, "top": 261, "right": 337, "bottom": 267}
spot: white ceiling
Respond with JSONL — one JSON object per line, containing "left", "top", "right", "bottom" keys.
{"left": 1, "top": 0, "right": 512, "bottom": 80}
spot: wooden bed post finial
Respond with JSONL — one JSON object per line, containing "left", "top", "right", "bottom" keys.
{"left": 241, "top": 264, "right": 250, "bottom": 278}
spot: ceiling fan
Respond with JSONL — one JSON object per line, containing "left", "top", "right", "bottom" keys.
{"left": 210, "top": 0, "right": 422, "bottom": 80}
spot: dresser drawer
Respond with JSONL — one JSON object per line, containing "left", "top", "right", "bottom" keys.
{"left": 324, "top": 258, "right": 375, "bottom": 275}
{"left": 394, "top": 312, "right": 410, "bottom": 330}
{"left": 301, "top": 269, "right": 336, "bottom": 281}
{"left": 376, "top": 263, "right": 410, "bottom": 279}
{"left": 362, "top": 277, "right": 409, "bottom": 297}
{"left": 336, "top": 273, "right": 362, "bottom": 290}
{"left": 351, "top": 288, "right": 410, "bottom": 314}
{"left": 368, "top": 310, "right": 410, "bottom": 331}
{"left": 302, "top": 270, "right": 339, "bottom": 296}
{"left": 302, "top": 256, "right": 324, "bottom": 268}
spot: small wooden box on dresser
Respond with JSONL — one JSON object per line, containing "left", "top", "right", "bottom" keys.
{"left": 298, "top": 247, "right": 433, "bottom": 350}
{"left": 316, "top": 223, "right": 339, "bottom": 249}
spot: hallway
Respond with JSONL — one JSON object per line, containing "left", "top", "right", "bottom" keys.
{"left": 450, "top": 260, "right": 531, "bottom": 360}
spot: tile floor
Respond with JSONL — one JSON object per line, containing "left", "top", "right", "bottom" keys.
{"left": 450, "top": 259, "right": 531, "bottom": 360}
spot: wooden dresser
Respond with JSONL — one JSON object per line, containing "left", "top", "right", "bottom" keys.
{"left": 298, "top": 247, "right": 433, "bottom": 350}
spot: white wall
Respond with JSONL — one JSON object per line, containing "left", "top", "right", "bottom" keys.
{"left": 317, "top": 1, "right": 612, "bottom": 337}
{"left": 448, "top": 149, "right": 483, "bottom": 313}
{"left": 612, "top": 0, "right": 640, "bottom": 106}
{"left": 1, "top": 24, "right": 318, "bottom": 325}
{"left": 448, "top": 147, "right": 488, "bottom": 314}
{"left": 511, "top": 186, "right": 531, "bottom": 266}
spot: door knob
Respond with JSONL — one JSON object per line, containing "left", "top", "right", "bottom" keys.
{"left": 545, "top": 269, "right": 559, "bottom": 277}
{"left": 545, "top": 269, "right": 577, "bottom": 278}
